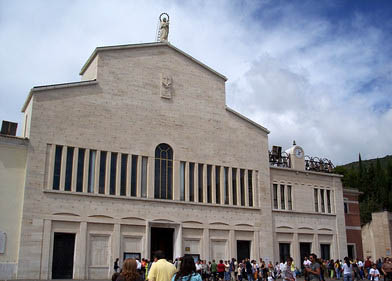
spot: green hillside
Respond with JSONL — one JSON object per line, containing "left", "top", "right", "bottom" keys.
{"left": 334, "top": 154, "right": 392, "bottom": 225}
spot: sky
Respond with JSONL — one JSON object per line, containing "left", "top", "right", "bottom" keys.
{"left": 0, "top": 0, "right": 391, "bottom": 165}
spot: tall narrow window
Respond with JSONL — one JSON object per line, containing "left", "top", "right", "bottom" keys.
{"left": 131, "top": 155, "right": 138, "bottom": 197}
{"left": 52, "top": 145, "right": 63, "bottom": 190}
{"left": 215, "top": 166, "right": 221, "bottom": 204}
{"left": 280, "top": 184, "right": 285, "bottom": 210}
{"left": 99, "top": 151, "right": 107, "bottom": 194}
{"left": 273, "top": 184, "right": 278, "bottom": 209}
{"left": 76, "top": 148, "right": 85, "bottom": 192}
{"left": 327, "top": 190, "right": 331, "bottom": 213}
{"left": 232, "top": 168, "right": 237, "bottom": 205}
{"left": 88, "top": 150, "right": 96, "bottom": 193}
{"left": 314, "top": 189, "right": 319, "bottom": 212}
{"left": 180, "top": 161, "right": 185, "bottom": 201}
{"left": 240, "top": 169, "right": 245, "bottom": 206}
{"left": 120, "top": 154, "right": 128, "bottom": 196}
{"left": 64, "top": 147, "right": 74, "bottom": 191}
{"left": 320, "top": 189, "right": 325, "bottom": 212}
{"left": 248, "top": 170, "right": 253, "bottom": 207}
{"left": 141, "top": 157, "right": 148, "bottom": 198}
{"left": 287, "top": 185, "right": 292, "bottom": 210}
{"left": 189, "top": 163, "right": 195, "bottom": 202}
{"left": 224, "top": 167, "right": 229, "bottom": 204}
{"left": 110, "top": 153, "right": 117, "bottom": 195}
{"left": 207, "top": 165, "right": 212, "bottom": 203}
{"left": 154, "top": 143, "right": 173, "bottom": 200}
{"left": 198, "top": 163, "right": 204, "bottom": 203}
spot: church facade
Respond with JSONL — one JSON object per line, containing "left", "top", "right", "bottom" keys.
{"left": 0, "top": 42, "right": 347, "bottom": 279}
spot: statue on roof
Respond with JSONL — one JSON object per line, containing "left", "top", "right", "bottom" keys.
{"left": 159, "top": 13, "right": 170, "bottom": 42}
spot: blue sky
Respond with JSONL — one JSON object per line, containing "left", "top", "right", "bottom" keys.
{"left": 0, "top": 0, "right": 391, "bottom": 165}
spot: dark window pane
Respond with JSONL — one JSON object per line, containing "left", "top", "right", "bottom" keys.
{"left": 273, "top": 184, "right": 278, "bottom": 209}
{"left": 198, "top": 164, "right": 203, "bottom": 203}
{"left": 224, "top": 167, "right": 229, "bottom": 204}
{"left": 180, "top": 162, "right": 185, "bottom": 201}
{"left": 280, "top": 184, "right": 285, "bottom": 209}
{"left": 287, "top": 185, "right": 292, "bottom": 210}
{"left": 248, "top": 170, "right": 253, "bottom": 207}
{"left": 53, "top": 145, "right": 63, "bottom": 190}
{"left": 64, "top": 147, "right": 74, "bottom": 191}
{"left": 240, "top": 169, "right": 245, "bottom": 206}
{"left": 189, "top": 163, "right": 195, "bottom": 202}
{"left": 76, "top": 148, "right": 85, "bottom": 192}
{"left": 120, "top": 154, "right": 128, "bottom": 196}
{"left": 215, "top": 166, "right": 220, "bottom": 204}
{"left": 99, "top": 151, "right": 107, "bottom": 194}
{"left": 131, "top": 155, "right": 138, "bottom": 197}
{"left": 232, "top": 168, "right": 237, "bottom": 205}
{"left": 314, "top": 189, "right": 319, "bottom": 212}
{"left": 207, "top": 165, "right": 212, "bottom": 203}
{"left": 110, "top": 153, "right": 117, "bottom": 195}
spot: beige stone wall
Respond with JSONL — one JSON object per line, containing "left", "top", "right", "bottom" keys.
{"left": 362, "top": 211, "right": 392, "bottom": 258}
{"left": 0, "top": 136, "right": 27, "bottom": 279}
{"left": 270, "top": 166, "right": 347, "bottom": 264}
{"left": 16, "top": 43, "right": 272, "bottom": 279}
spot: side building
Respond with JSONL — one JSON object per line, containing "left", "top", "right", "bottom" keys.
{"left": 269, "top": 145, "right": 347, "bottom": 263}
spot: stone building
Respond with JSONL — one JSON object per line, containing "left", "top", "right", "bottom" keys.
{"left": 343, "top": 188, "right": 363, "bottom": 260}
{"left": 362, "top": 211, "right": 392, "bottom": 259}
{"left": 0, "top": 41, "right": 348, "bottom": 279}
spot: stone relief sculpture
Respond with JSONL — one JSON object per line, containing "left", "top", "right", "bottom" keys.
{"left": 160, "top": 74, "right": 173, "bottom": 99}
{"left": 159, "top": 13, "right": 170, "bottom": 42}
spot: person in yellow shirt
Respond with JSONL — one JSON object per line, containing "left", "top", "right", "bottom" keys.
{"left": 148, "top": 251, "right": 177, "bottom": 281}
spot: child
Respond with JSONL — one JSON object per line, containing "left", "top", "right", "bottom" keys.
{"left": 369, "top": 264, "right": 380, "bottom": 281}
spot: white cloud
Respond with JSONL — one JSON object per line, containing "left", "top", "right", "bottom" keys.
{"left": 0, "top": 0, "right": 391, "bottom": 165}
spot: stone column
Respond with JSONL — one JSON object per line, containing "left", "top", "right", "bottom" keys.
{"left": 145, "top": 222, "right": 151, "bottom": 259}
{"left": 229, "top": 229, "right": 235, "bottom": 259}
{"left": 40, "top": 219, "right": 52, "bottom": 279}
{"left": 74, "top": 221, "right": 87, "bottom": 279}
{"left": 195, "top": 164, "right": 199, "bottom": 203}
{"left": 228, "top": 167, "right": 233, "bottom": 205}
{"left": 185, "top": 162, "right": 190, "bottom": 201}
{"left": 312, "top": 233, "right": 319, "bottom": 256}
{"left": 174, "top": 224, "right": 183, "bottom": 258}
{"left": 147, "top": 157, "right": 154, "bottom": 199}
{"left": 94, "top": 151, "right": 100, "bottom": 194}
{"left": 293, "top": 232, "right": 299, "bottom": 265}
{"left": 203, "top": 228, "right": 210, "bottom": 260}
{"left": 173, "top": 160, "right": 180, "bottom": 200}
{"left": 203, "top": 164, "right": 207, "bottom": 203}
{"left": 236, "top": 169, "right": 241, "bottom": 206}
{"left": 113, "top": 224, "right": 121, "bottom": 265}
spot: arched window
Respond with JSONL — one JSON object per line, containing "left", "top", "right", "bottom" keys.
{"left": 154, "top": 143, "right": 173, "bottom": 199}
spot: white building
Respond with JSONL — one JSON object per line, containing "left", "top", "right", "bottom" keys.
{"left": 0, "top": 41, "right": 347, "bottom": 280}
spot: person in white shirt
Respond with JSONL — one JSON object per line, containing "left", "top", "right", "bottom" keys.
{"left": 369, "top": 263, "right": 380, "bottom": 281}
{"left": 342, "top": 257, "right": 353, "bottom": 281}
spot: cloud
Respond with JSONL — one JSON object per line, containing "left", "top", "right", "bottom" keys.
{"left": 0, "top": 0, "right": 391, "bottom": 165}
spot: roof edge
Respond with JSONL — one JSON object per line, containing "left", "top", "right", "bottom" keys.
{"left": 79, "top": 42, "right": 228, "bottom": 81}
{"left": 226, "top": 106, "right": 270, "bottom": 134}
{"left": 21, "top": 80, "right": 97, "bottom": 112}
{"left": 270, "top": 165, "right": 344, "bottom": 178}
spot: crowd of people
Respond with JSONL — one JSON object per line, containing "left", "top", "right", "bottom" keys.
{"left": 111, "top": 252, "right": 392, "bottom": 281}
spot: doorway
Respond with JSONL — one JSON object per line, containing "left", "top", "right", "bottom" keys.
{"left": 150, "top": 227, "right": 174, "bottom": 261}
{"left": 237, "top": 240, "right": 251, "bottom": 262}
{"left": 52, "top": 233, "right": 75, "bottom": 279}
{"left": 279, "top": 243, "right": 290, "bottom": 263}
{"left": 300, "top": 242, "right": 312, "bottom": 267}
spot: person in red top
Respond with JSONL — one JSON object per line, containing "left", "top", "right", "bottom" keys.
{"left": 217, "top": 260, "right": 226, "bottom": 280}
{"left": 364, "top": 257, "right": 372, "bottom": 278}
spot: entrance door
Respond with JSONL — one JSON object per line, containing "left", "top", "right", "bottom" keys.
{"left": 52, "top": 233, "right": 75, "bottom": 279}
{"left": 320, "top": 244, "right": 330, "bottom": 260}
{"left": 279, "top": 243, "right": 290, "bottom": 262}
{"left": 237, "top": 240, "right": 251, "bottom": 262}
{"left": 150, "top": 227, "right": 174, "bottom": 261}
{"left": 300, "top": 242, "right": 312, "bottom": 268}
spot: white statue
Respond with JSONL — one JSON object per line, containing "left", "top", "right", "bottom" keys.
{"left": 159, "top": 13, "right": 170, "bottom": 42}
